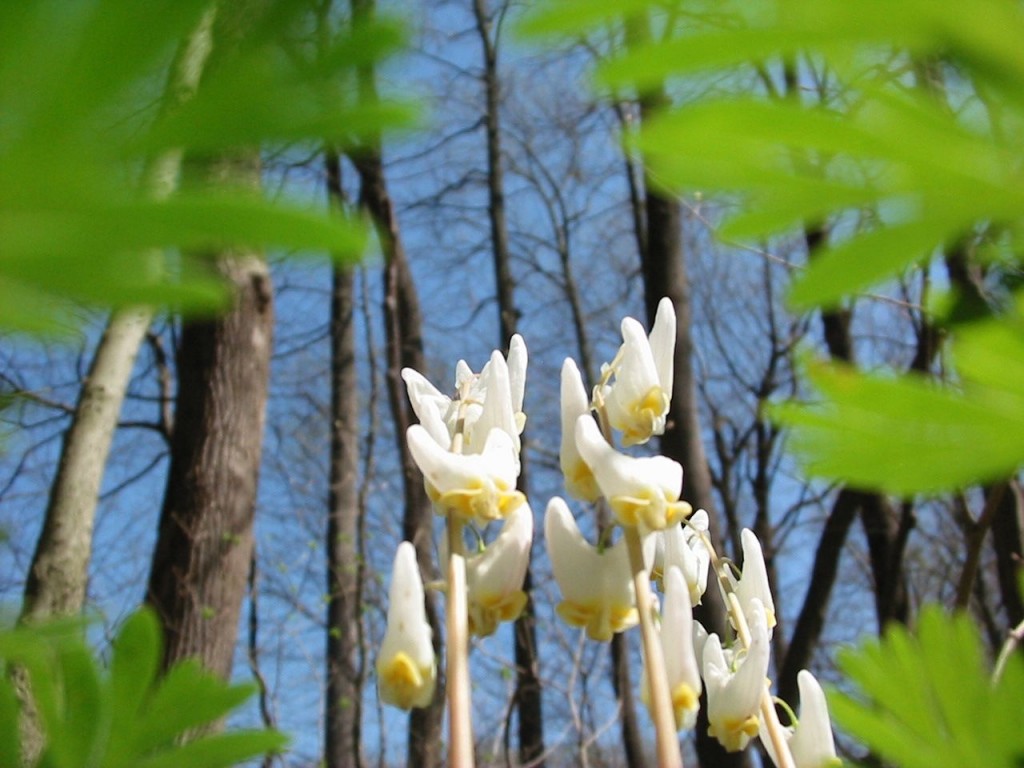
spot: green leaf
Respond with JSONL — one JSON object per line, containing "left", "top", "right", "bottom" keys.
{"left": 771, "top": 348, "right": 1024, "bottom": 493}
{"left": 831, "top": 606, "right": 1024, "bottom": 768}
{"left": 516, "top": 0, "right": 669, "bottom": 38}
{"left": 132, "top": 660, "right": 256, "bottom": 750}
{"left": 0, "top": 0, "right": 405, "bottom": 331}
{"left": 45, "top": 645, "right": 105, "bottom": 768}
{"left": 0, "top": 675, "right": 22, "bottom": 768}
{"left": 787, "top": 220, "right": 948, "bottom": 311}
{"left": 133, "top": 731, "right": 288, "bottom": 768}
{"left": 103, "top": 610, "right": 161, "bottom": 768}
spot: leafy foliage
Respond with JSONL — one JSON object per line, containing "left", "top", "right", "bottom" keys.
{"left": 0, "top": 0, "right": 412, "bottom": 331}
{"left": 0, "top": 609, "right": 286, "bottom": 768}
{"left": 523, "top": 0, "right": 1024, "bottom": 493}
{"left": 771, "top": 293, "right": 1024, "bottom": 494}
{"left": 830, "top": 605, "right": 1024, "bottom": 768}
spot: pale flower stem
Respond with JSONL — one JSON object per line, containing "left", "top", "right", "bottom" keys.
{"left": 706, "top": 537, "right": 795, "bottom": 768}
{"left": 593, "top": 400, "right": 681, "bottom": 767}
{"left": 446, "top": 393, "right": 474, "bottom": 766}
{"left": 445, "top": 547, "right": 474, "bottom": 766}
{"left": 625, "top": 525, "right": 684, "bottom": 768}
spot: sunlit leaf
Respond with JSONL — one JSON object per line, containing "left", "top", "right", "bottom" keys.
{"left": 0, "top": 0, "right": 406, "bottom": 330}
{"left": 133, "top": 731, "right": 288, "bottom": 768}
{"left": 772, "top": 314, "right": 1024, "bottom": 493}
{"left": 830, "top": 606, "right": 1024, "bottom": 768}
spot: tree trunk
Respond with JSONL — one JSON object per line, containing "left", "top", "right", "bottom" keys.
{"left": 630, "top": 59, "right": 748, "bottom": 767}
{"left": 470, "top": 1, "right": 544, "bottom": 763}
{"left": 145, "top": 0, "right": 275, "bottom": 681}
{"left": 19, "top": 6, "right": 216, "bottom": 626}
{"left": 324, "top": 148, "right": 365, "bottom": 768}
{"left": 348, "top": 3, "right": 443, "bottom": 764}
{"left": 145, "top": 210, "right": 273, "bottom": 677}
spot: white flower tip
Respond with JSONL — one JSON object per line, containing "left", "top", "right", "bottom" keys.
{"left": 378, "top": 541, "right": 436, "bottom": 710}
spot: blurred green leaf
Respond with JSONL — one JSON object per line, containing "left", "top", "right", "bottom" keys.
{"left": 134, "top": 731, "right": 288, "bottom": 768}
{"left": 133, "top": 661, "right": 256, "bottom": 750}
{"left": 47, "top": 645, "right": 105, "bottom": 768}
{"left": 830, "top": 606, "right": 1024, "bottom": 768}
{"left": 772, "top": 304, "right": 1024, "bottom": 493}
{"left": 0, "top": 610, "right": 285, "bottom": 768}
{"left": 0, "top": 0, "right": 408, "bottom": 330}
{"left": 0, "top": 674, "right": 21, "bottom": 768}
{"left": 516, "top": 0, "right": 672, "bottom": 38}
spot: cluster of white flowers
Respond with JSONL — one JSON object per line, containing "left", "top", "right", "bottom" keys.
{"left": 375, "top": 301, "right": 839, "bottom": 768}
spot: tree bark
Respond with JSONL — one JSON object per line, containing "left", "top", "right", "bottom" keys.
{"left": 145, "top": 214, "right": 273, "bottom": 677}
{"left": 145, "top": 1, "right": 276, "bottom": 679}
{"left": 324, "top": 148, "right": 365, "bottom": 768}
{"left": 348, "top": 2, "right": 443, "bottom": 764}
{"left": 991, "top": 480, "right": 1024, "bottom": 627}
{"left": 470, "top": 1, "right": 544, "bottom": 763}
{"left": 630, "top": 49, "right": 747, "bottom": 766}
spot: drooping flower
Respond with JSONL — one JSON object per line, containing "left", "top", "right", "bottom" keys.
{"left": 642, "top": 566, "right": 702, "bottom": 731}
{"left": 559, "top": 358, "right": 600, "bottom": 502}
{"left": 762, "top": 670, "right": 840, "bottom": 768}
{"left": 464, "top": 503, "right": 533, "bottom": 637}
{"left": 652, "top": 509, "right": 711, "bottom": 605}
{"left": 599, "top": 297, "right": 675, "bottom": 446}
{"left": 734, "top": 529, "right": 777, "bottom": 632}
{"left": 401, "top": 334, "right": 527, "bottom": 456}
{"left": 545, "top": 496, "right": 637, "bottom": 641}
{"left": 407, "top": 424, "right": 524, "bottom": 524}
{"left": 574, "top": 415, "right": 692, "bottom": 530}
{"left": 704, "top": 598, "right": 771, "bottom": 752}
{"left": 377, "top": 542, "right": 436, "bottom": 710}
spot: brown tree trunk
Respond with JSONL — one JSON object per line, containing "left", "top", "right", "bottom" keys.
{"left": 324, "top": 148, "right": 365, "bottom": 768}
{"left": 991, "top": 480, "right": 1024, "bottom": 627}
{"left": 470, "top": 1, "right": 544, "bottom": 762}
{"left": 631, "top": 61, "right": 747, "bottom": 766}
{"left": 145, "top": 0, "right": 276, "bottom": 682}
{"left": 145, "top": 213, "right": 273, "bottom": 677}
{"left": 348, "top": 3, "right": 443, "bottom": 764}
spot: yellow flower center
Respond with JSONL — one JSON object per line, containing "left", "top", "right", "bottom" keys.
{"left": 671, "top": 683, "right": 700, "bottom": 730}
{"left": 378, "top": 651, "right": 430, "bottom": 710}
{"left": 610, "top": 490, "right": 692, "bottom": 530}
{"left": 428, "top": 479, "right": 524, "bottom": 523}
{"left": 557, "top": 600, "right": 638, "bottom": 642}
{"left": 469, "top": 590, "right": 528, "bottom": 637}
{"left": 709, "top": 714, "right": 760, "bottom": 752}
{"left": 618, "top": 385, "right": 669, "bottom": 445}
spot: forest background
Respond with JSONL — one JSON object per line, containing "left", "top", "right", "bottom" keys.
{"left": 1, "top": 0, "right": 1023, "bottom": 767}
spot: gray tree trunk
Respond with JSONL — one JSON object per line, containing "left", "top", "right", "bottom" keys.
{"left": 470, "top": 1, "right": 544, "bottom": 763}
{"left": 348, "top": 2, "right": 444, "bottom": 764}
{"left": 324, "top": 147, "right": 365, "bottom": 768}
{"left": 145, "top": 1, "right": 275, "bottom": 680}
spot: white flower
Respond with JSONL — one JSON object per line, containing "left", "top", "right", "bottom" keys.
{"left": 734, "top": 529, "right": 777, "bottom": 632}
{"left": 464, "top": 503, "right": 533, "bottom": 637}
{"left": 642, "top": 566, "right": 702, "bottom": 731}
{"left": 545, "top": 496, "right": 637, "bottom": 641}
{"left": 652, "top": 509, "right": 711, "bottom": 605}
{"left": 407, "top": 424, "right": 524, "bottom": 524}
{"left": 599, "top": 297, "right": 675, "bottom": 446}
{"left": 377, "top": 542, "right": 436, "bottom": 710}
{"left": 401, "top": 335, "right": 527, "bottom": 455}
{"left": 762, "top": 670, "right": 840, "bottom": 768}
{"left": 559, "top": 358, "right": 600, "bottom": 502}
{"left": 574, "top": 415, "right": 692, "bottom": 530}
{"left": 704, "top": 598, "right": 771, "bottom": 752}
